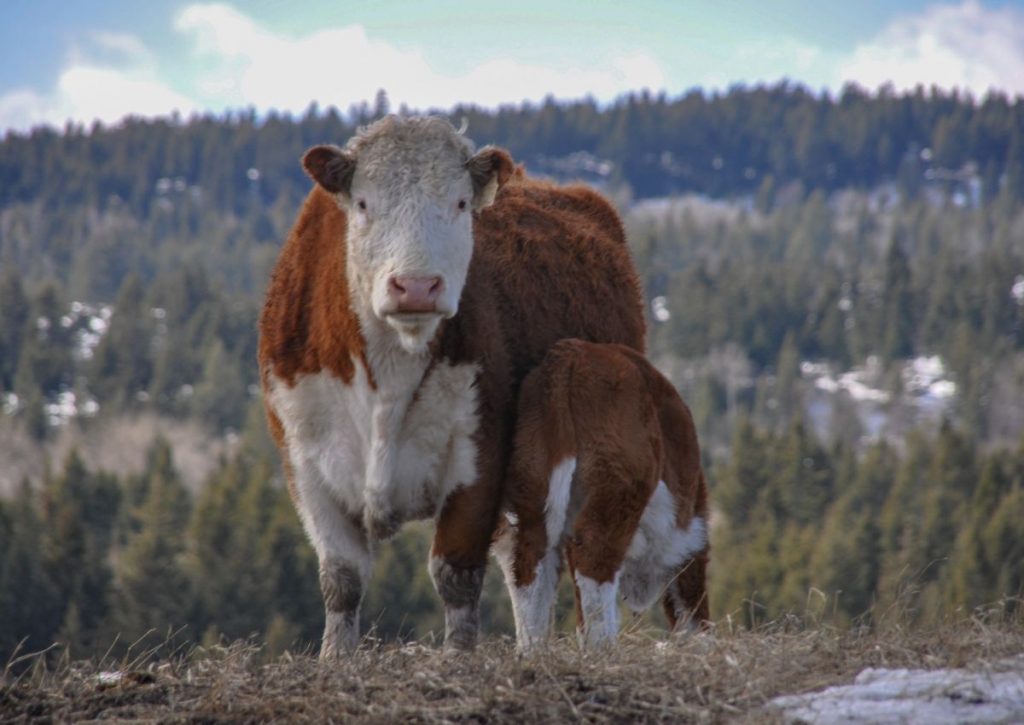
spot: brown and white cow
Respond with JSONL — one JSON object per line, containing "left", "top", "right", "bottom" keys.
{"left": 493, "top": 339, "right": 709, "bottom": 651}
{"left": 258, "top": 116, "right": 645, "bottom": 657}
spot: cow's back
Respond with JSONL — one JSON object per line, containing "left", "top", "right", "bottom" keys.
{"left": 471, "top": 177, "right": 645, "bottom": 382}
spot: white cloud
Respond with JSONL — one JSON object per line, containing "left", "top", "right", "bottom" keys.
{"left": 55, "top": 66, "right": 197, "bottom": 126}
{"left": 1, "top": 3, "right": 667, "bottom": 133}
{"left": 1, "top": 32, "right": 197, "bottom": 134}
{"left": 835, "top": 0, "right": 1024, "bottom": 97}
{"left": 174, "top": 3, "right": 665, "bottom": 112}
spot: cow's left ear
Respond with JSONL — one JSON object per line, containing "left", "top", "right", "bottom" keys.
{"left": 302, "top": 145, "right": 356, "bottom": 197}
{"left": 466, "top": 146, "right": 514, "bottom": 209}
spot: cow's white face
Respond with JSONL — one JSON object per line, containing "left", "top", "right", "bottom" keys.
{"left": 303, "top": 116, "right": 513, "bottom": 353}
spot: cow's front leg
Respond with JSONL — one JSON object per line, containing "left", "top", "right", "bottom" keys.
{"left": 429, "top": 482, "right": 499, "bottom": 651}
{"left": 363, "top": 397, "right": 409, "bottom": 541}
{"left": 293, "top": 475, "right": 372, "bottom": 659}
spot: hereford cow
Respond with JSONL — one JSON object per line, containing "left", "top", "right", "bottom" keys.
{"left": 258, "top": 116, "right": 645, "bottom": 657}
{"left": 493, "top": 339, "right": 709, "bottom": 651}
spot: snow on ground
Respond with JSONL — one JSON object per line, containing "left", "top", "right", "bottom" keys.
{"left": 801, "top": 355, "right": 957, "bottom": 442}
{"left": 771, "top": 656, "right": 1024, "bottom": 724}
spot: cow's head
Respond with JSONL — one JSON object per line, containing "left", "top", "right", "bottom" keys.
{"left": 302, "top": 116, "right": 514, "bottom": 353}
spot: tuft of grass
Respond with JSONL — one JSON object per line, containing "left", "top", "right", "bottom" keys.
{"left": 2, "top": 612, "right": 1022, "bottom": 723}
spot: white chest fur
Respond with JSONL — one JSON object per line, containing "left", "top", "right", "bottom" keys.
{"left": 268, "top": 359, "right": 481, "bottom": 521}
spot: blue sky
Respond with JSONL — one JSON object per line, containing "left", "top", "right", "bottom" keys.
{"left": 2, "top": 0, "right": 1023, "bottom": 133}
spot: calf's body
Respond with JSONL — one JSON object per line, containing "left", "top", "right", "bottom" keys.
{"left": 493, "top": 339, "right": 709, "bottom": 650}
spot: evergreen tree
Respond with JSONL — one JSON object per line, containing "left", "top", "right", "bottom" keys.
{"left": 190, "top": 338, "right": 247, "bottom": 431}
{"left": 187, "top": 452, "right": 278, "bottom": 641}
{"left": 89, "top": 274, "right": 155, "bottom": 407}
{"left": 13, "top": 282, "right": 75, "bottom": 400}
{"left": 41, "top": 451, "right": 120, "bottom": 656}
{"left": 0, "top": 480, "right": 60, "bottom": 660}
{"left": 880, "top": 236, "right": 915, "bottom": 361}
{"left": 0, "top": 270, "right": 29, "bottom": 391}
{"left": 108, "top": 440, "right": 194, "bottom": 650}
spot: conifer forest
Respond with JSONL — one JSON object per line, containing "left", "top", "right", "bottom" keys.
{"left": 1, "top": 84, "right": 1023, "bottom": 661}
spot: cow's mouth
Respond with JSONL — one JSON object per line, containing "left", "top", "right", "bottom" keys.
{"left": 385, "top": 311, "right": 445, "bottom": 324}
{"left": 383, "top": 310, "right": 447, "bottom": 353}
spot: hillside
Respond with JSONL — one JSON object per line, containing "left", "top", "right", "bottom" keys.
{"left": 1, "top": 85, "right": 1023, "bottom": 663}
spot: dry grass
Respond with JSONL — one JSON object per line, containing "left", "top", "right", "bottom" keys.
{"left": 3, "top": 614, "right": 1023, "bottom": 724}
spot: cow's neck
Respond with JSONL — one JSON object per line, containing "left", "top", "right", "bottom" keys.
{"left": 354, "top": 297, "right": 437, "bottom": 507}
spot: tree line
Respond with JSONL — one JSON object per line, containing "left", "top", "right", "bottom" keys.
{"left": 2, "top": 83, "right": 1022, "bottom": 217}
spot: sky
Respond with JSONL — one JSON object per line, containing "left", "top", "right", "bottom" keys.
{"left": 1, "top": 0, "right": 1023, "bottom": 134}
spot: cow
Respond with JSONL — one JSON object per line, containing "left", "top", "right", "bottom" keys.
{"left": 493, "top": 339, "right": 709, "bottom": 651}
{"left": 258, "top": 115, "right": 645, "bottom": 658}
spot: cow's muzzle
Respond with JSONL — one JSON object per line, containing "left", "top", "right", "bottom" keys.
{"left": 386, "top": 275, "right": 444, "bottom": 314}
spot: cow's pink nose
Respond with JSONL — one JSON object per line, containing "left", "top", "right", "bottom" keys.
{"left": 389, "top": 275, "right": 443, "bottom": 313}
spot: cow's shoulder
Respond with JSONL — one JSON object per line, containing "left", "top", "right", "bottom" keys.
{"left": 482, "top": 177, "right": 625, "bottom": 244}
{"left": 258, "top": 186, "right": 369, "bottom": 388}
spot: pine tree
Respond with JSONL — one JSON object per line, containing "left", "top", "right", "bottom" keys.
{"left": 89, "top": 274, "right": 154, "bottom": 408}
{"left": 13, "top": 282, "right": 74, "bottom": 400}
{"left": 41, "top": 451, "right": 120, "bottom": 656}
{"left": 0, "top": 270, "right": 29, "bottom": 391}
{"left": 187, "top": 452, "right": 277, "bottom": 641}
{"left": 949, "top": 453, "right": 1014, "bottom": 610}
{"left": 108, "top": 440, "right": 194, "bottom": 650}
{"left": 880, "top": 236, "right": 915, "bottom": 361}
{"left": 190, "top": 338, "right": 246, "bottom": 431}
{"left": 0, "top": 480, "right": 60, "bottom": 660}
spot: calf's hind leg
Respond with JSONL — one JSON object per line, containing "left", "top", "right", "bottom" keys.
{"left": 662, "top": 549, "right": 710, "bottom": 632}
{"left": 495, "top": 362, "right": 576, "bottom": 653}
{"left": 568, "top": 454, "right": 658, "bottom": 648}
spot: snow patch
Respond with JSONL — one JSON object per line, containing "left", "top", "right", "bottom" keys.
{"left": 771, "top": 657, "right": 1024, "bottom": 724}
{"left": 1012, "top": 275, "right": 1024, "bottom": 305}
{"left": 651, "top": 296, "right": 671, "bottom": 322}
{"left": 44, "top": 391, "right": 100, "bottom": 426}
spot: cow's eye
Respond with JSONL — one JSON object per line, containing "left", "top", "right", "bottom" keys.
{"left": 357, "top": 199, "right": 367, "bottom": 211}
{"left": 458, "top": 199, "right": 467, "bottom": 211}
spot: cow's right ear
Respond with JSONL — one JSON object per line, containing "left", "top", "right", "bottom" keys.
{"left": 302, "top": 145, "right": 356, "bottom": 197}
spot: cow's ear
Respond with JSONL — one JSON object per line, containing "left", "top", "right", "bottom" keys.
{"left": 467, "top": 146, "right": 514, "bottom": 209}
{"left": 302, "top": 145, "right": 356, "bottom": 196}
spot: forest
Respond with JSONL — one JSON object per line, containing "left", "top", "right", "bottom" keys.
{"left": 1, "top": 83, "right": 1023, "bottom": 661}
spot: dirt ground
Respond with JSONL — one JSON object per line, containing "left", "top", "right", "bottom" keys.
{"left": 3, "top": 618, "right": 1023, "bottom": 723}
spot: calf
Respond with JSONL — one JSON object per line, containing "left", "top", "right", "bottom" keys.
{"left": 493, "top": 339, "right": 709, "bottom": 650}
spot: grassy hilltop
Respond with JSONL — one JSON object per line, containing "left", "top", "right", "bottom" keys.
{"left": 4, "top": 616, "right": 1023, "bottom": 723}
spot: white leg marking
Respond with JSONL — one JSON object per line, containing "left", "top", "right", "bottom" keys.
{"left": 291, "top": 473, "right": 373, "bottom": 581}
{"left": 575, "top": 572, "right": 621, "bottom": 648}
{"left": 508, "top": 547, "right": 562, "bottom": 652}
{"left": 492, "top": 457, "right": 576, "bottom": 653}
{"left": 544, "top": 457, "right": 576, "bottom": 544}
